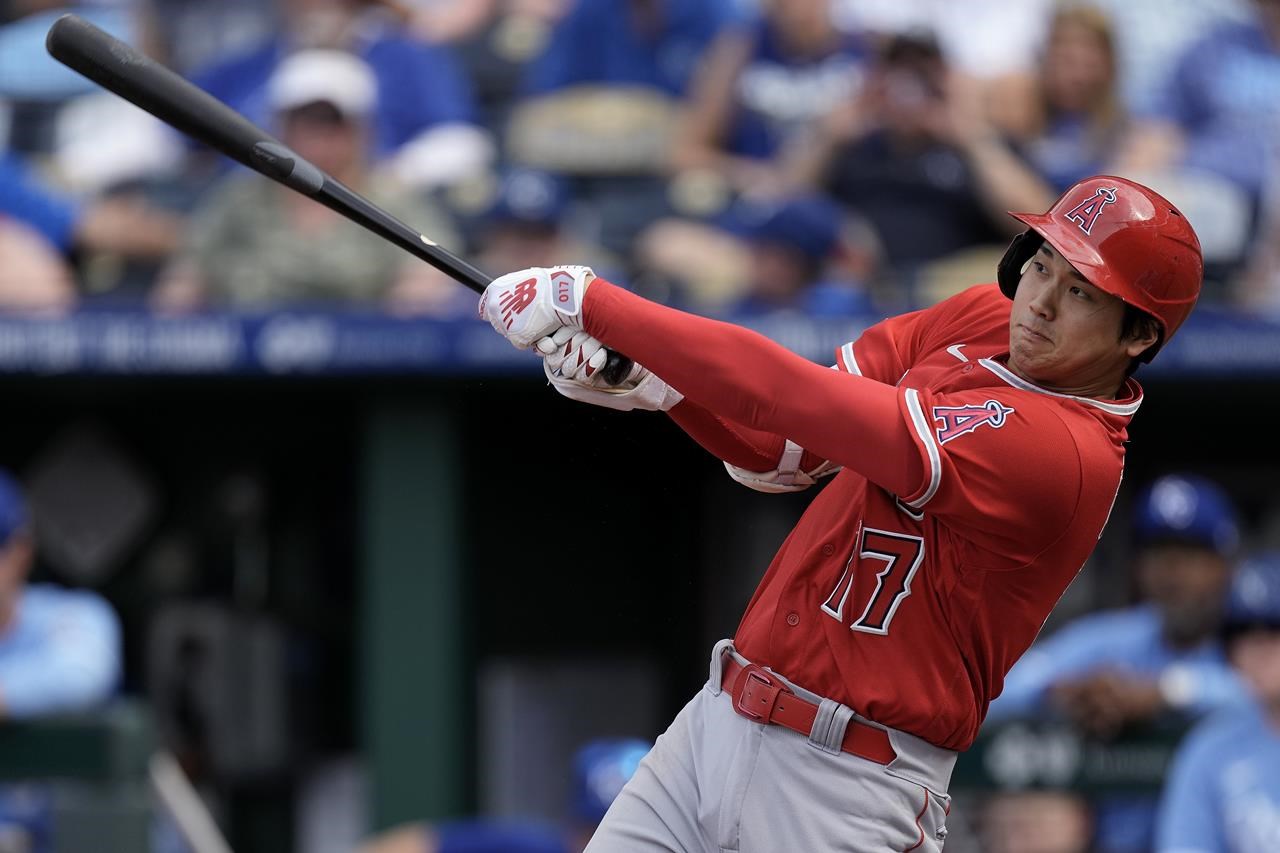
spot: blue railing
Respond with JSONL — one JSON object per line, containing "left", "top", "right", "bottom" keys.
{"left": 0, "top": 306, "right": 1274, "bottom": 377}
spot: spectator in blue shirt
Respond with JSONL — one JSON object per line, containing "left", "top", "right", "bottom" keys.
{"left": 508, "top": 0, "right": 742, "bottom": 256}
{"left": 192, "top": 0, "right": 491, "bottom": 189}
{"left": 1087, "top": 0, "right": 1252, "bottom": 116}
{"left": 0, "top": 152, "right": 79, "bottom": 254}
{"left": 0, "top": 468, "right": 122, "bottom": 853}
{"left": 0, "top": 151, "right": 184, "bottom": 282}
{"left": 358, "top": 738, "right": 652, "bottom": 853}
{"left": 0, "top": 468, "right": 121, "bottom": 719}
{"left": 723, "top": 193, "right": 873, "bottom": 317}
{"left": 0, "top": 214, "right": 75, "bottom": 311}
{"left": 992, "top": 4, "right": 1130, "bottom": 194}
{"left": 523, "top": 0, "right": 740, "bottom": 98}
{"left": 473, "top": 168, "right": 616, "bottom": 278}
{"left": 1116, "top": 0, "right": 1280, "bottom": 206}
{"left": 986, "top": 473, "right": 1250, "bottom": 853}
{"left": 670, "top": 0, "right": 869, "bottom": 196}
{"left": 1156, "top": 551, "right": 1280, "bottom": 853}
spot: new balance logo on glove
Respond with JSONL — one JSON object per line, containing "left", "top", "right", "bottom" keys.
{"left": 498, "top": 278, "right": 540, "bottom": 330}
{"left": 479, "top": 266, "right": 593, "bottom": 348}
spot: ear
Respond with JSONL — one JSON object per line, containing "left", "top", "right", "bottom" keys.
{"left": 1123, "top": 317, "right": 1160, "bottom": 358}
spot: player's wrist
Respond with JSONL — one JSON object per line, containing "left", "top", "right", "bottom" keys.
{"left": 578, "top": 272, "right": 614, "bottom": 335}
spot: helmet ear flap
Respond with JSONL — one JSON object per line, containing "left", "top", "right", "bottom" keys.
{"left": 997, "top": 230, "right": 1044, "bottom": 299}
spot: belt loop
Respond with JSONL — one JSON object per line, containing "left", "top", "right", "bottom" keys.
{"left": 708, "top": 639, "right": 734, "bottom": 695}
{"left": 807, "top": 698, "right": 854, "bottom": 755}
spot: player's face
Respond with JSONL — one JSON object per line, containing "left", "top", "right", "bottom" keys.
{"left": 1007, "top": 244, "right": 1154, "bottom": 396}
{"left": 1230, "top": 629, "right": 1280, "bottom": 705}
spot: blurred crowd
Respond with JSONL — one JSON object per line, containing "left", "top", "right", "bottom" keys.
{"left": 1, "top": 0, "right": 1280, "bottom": 319}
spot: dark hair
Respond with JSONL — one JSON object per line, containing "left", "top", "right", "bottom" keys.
{"left": 881, "top": 29, "right": 944, "bottom": 66}
{"left": 1121, "top": 303, "right": 1161, "bottom": 376}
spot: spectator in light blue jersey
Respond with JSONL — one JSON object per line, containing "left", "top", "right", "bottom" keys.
{"left": 0, "top": 467, "right": 121, "bottom": 719}
{"left": 1156, "top": 551, "right": 1280, "bottom": 853}
{"left": 0, "top": 0, "right": 134, "bottom": 102}
{"left": 0, "top": 467, "right": 123, "bottom": 853}
{"left": 985, "top": 473, "right": 1251, "bottom": 853}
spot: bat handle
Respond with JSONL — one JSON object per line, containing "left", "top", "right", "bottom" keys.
{"left": 601, "top": 351, "right": 633, "bottom": 386}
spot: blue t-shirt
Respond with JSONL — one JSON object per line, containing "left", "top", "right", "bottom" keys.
{"left": 0, "top": 153, "right": 81, "bottom": 252}
{"left": 437, "top": 819, "right": 568, "bottom": 853}
{"left": 1020, "top": 113, "right": 1122, "bottom": 193}
{"left": 1156, "top": 700, "right": 1280, "bottom": 852}
{"left": 1146, "top": 18, "right": 1280, "bottom": 196}
{"left": 726, "top": 18, "right": 868, "bottom": 160}
{"left": 523, "top": 0, "right": 741, "bottom": 97}
{"left": 0, "top": 584, "right": 122, "bottom": 719}
{"left": 194, "top": 32, "right": 475, "bottom": 158}
{"left": 988, "top": 604, "right": 1247, "bottom": 723}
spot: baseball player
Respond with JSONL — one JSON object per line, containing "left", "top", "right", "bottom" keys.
{"left": 357, "top": 738, "right": 651, "bottom": 853}
{"left": 478, "top": 175, "right": 1202, "bottom": 851}
{"left": 1155, "top": 552, "right": 1280, "bottom": 853}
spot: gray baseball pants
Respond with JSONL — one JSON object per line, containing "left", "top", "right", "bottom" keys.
{"left": 585, "top": 640, "right": 955, "bottom": 852}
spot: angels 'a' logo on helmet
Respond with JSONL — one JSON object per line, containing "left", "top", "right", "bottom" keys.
{"left": 1063, "top": 186, "right": 1119, "bottom": 235}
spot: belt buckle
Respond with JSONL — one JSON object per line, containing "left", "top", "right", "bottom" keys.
{"left": 734, "top": 664, "right": 783, "bottom": 723}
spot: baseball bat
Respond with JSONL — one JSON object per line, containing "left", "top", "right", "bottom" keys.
{"left": 44, "top": 13, "right": 633, "bottom": 383}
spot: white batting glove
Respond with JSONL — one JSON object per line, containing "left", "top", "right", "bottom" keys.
{"left": 478, "top": 265, "right": 594, "bottom": 349}
{"left": 536, "top": 328, "right": 684, "bottom": 412}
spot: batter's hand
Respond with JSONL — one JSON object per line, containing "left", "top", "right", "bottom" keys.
{"left": 537, "top": 328, "right": 684, "bottom": 412}
{"left": 479, "top": 265, "right": 594, "bottom": 349}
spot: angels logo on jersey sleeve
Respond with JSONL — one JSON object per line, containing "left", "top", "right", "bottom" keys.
{"left": 932, "top": 400, "right": 1014, "bottom": 444}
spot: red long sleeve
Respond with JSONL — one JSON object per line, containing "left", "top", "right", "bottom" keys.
{"left": 666, "top": 398, "right": 786, "bottom": 470}
{"left": 667, "top": 399, "right": 830, "bottom": 472}
{"left": 583, "top": 280, "right": 923, "bottom": 497}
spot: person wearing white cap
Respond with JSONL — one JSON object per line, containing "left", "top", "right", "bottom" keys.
{"left": 153, "top": 49, "right": 462, "bottom": 312}
{"left": 190, "top": 0, "right": 493, "bottom": 189}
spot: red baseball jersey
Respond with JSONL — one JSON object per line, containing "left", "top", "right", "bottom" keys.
{"left": 732, "top": 283, "right": 1138, "bottom": 750}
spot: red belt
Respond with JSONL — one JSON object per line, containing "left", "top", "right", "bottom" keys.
{"left": 722, "top": 657, "right": 897, "bottom": 766}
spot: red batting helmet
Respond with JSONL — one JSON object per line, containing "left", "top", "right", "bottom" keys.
{"left": 997, "top": 175, "right": 1203, "bottom": 361}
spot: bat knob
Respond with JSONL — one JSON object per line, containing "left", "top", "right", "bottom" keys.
{"left": 601, "top": 351, "right": 634, "bottom": 386}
